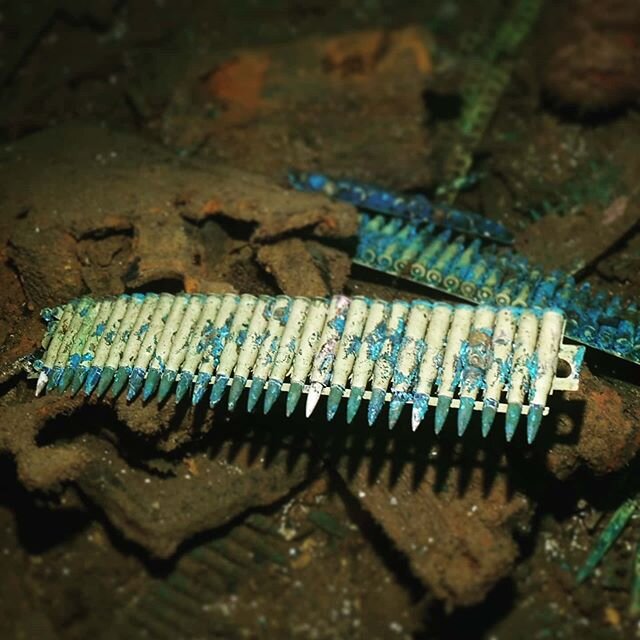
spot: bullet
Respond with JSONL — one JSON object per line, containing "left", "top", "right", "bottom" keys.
{"left": 505, "top": 309, "right": 539, "bottom": 440}
{"left": 306, "top": 295, "right": 351, "bottom": 418}
{"left": 457, "top": 306, "right": 496, "bottom": 435}
{"left": 191, "top": 294, "right": 238, "bottom": 405}
{"left": 409, "top": 229, "right": 453, "bottom": 281}
{"left": 246, "top": 295, "right": 291, "bottom": 412}
{"left": 70, "top": 298, "right": 116, "bottom": 395}
{"left": 411, "top": 303, "right": 453, "bottom": 430}
{"left": 481, "top": 308, "right": 517, "bottom": 436}
{"left": 127, "top": 293, "right": 174, "bottom": 401}
{"left": 285, "top": 298, "right": 327, "bottom": 416}
{"left": 95, "top": 293, "right": 146, "bottom": 397}
{"left": 325, "top": 297, "right": 368, "bottom": 421}
{"left": 227, "top": 295, "right": 273, "bottom": 410}
{"left": 263, "top": 297, "right": 310, "bottom": 414}
{"left": 174, "top": 295, "right": 222, "bottom": 404}
{"left": 367, "top": 301, "right": 409, "bottom": 426}
{"left": 394, "top": 226, "right": 434, "bottom": 273}
{"left": 157, "top": 294, "right": 205, "bottom": 402}
{"left": 425, "top": 236, "right": 466, "bottom": 286}
{"left": 60, "top": 299, "right": 103, "bottom": 391}
{"left": 434, "top": 305, "right": 474, "bottom": 433}
{"left": 346, "top": 300, "right": 389, "bottom": 423}
{"left": 84, "top": 294, "right": 131, "bottom": 396}
{"left": 576, "top": 497, "right": 637, "bottom": 584}
{"left": 209, "top": 294, "right": 257, "bottom": 407}
{"left": 443, "top": 238, "right": 482, "bottom": 291}
{"left": 526, "top": 310, "right": 564, "bottom": 443}
{"left": 141, "top": 294, "right": 191, "bottom": 401}
{"left": 37, "top": 302, "right": 76, "bottom": 396}
{"left": 388, "top": 301, "right": 431, "bottom": 428}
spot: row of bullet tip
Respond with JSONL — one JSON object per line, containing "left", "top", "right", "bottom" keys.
{"left": 356, "top": 215, "right": 640, "bottom": 362}
{"left": 287, "top": 171, "right": 514, "bottom": 244}
{"left": 35, "top": 293, "right": 572, "bottom": 443}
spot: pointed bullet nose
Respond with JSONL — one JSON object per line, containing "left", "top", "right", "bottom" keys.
{"left": 305, "top": 382, "right": 323, "bottom": 418}
{"left": 388, "top": 395, "right": 406, "bottom": 430}
{"left": 367, "top": 388, "right": 386, "bottom": 426}
{"left": 505, "top": 403, "right": 522, "bottom": 441}
{"left": 175, "top": 372, "right": 193, "bottom": 405}
{"left": 209, "top": 375, "right": 229, "bottom": 407}
{"left": 481, "top": 403, "right": 497, "bottom": 437}
{"left": 411, "top": 394, "right": 429, "bottom": 431}
{"left": 227, "top": 376, "right": 246, "bottom": 411}
{"left": 526, "top": 404, "right": 543, "bottom": 444}
{"left": 457, "top": 397, "right": 475, "bottom": 436}
{"left": 346, "top": 387, "right": 364, "bottom": 424}
{"left": 263, "top": 379, "right": 282, "bottom": 415}
{"left": 286, "top": 382, "right": 303, "bottom": 417}
{"left": 434, "top": 395, "right": 452, "bottom": 434}
{"left": 326, "top": 385, "right": 344, "bottom": 422}
{"left": 247, "top": 377, "right": 265, "bottom": 413}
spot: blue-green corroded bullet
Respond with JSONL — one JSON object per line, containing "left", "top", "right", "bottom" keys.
{"left": 247, "top": 377, "right": 265, "bottom": 412}
{"left": 286, "top": 381, "right": 304, "bottom": 417}
{"left": 388, "top": 393, "right": 408, "bottom": 429}
{"left": 457, "top": 396, "right": 475, "bottom": 436}
{"left": 577, "top": 497, "right": 637, "bottom": 583}
{"left": 111, "top": 366, "right": 131, "bottom": 398}
{"left": 209, "top": 374, "right": 229, "bottom": 407}
{"left": 346, "top": 387, "right": 365, "bottom": 423}
{"left": 96, "top": 366, "right": 116, "bottom": 397}
{"left": 434, "top": 396, "right": 452, "bottom": 433}
{"left": 505, "top": 402, "right": 522, "bottom": 441}
{"left": 84, "top": 365, "right": 102, "bottom": 395}
{"left": 127, "top": 367, "right": 146, "bottom": 401}
{"left": 263, "top": 379, "right": 282, "bottom": 414}
{"left": 327, "top": 385, "right": 345, "bottom": 421}
{"left": 157, "top": 370, "right": 178, "bottom": 403}
{"left": 526, "top": 404, "right": 544, "bottom": 444}
{"left": 191, "top": 372, "right": 211, "bottom": 405}
{"left": 142, "top": 368, "right": 162, "bottom": 401}
{"left": 227, "top": 376, "right": 246, "bottom": 411}
{"left": 367, "top": 388, "right": 386, "bottom": 426}
{"left": 70, "top": 365, "right": 90, "bottom": 395}
{"left": 481, "top": 401, "right": 497, "bottom": 437}
{"left": 174, "top": 371, "right": 192, "bottom": 404}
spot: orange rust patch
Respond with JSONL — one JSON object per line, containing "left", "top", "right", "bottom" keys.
{"left": 323, "top": 30, "right": 388, "bottom": 75}
{"left": 184, "top": 457, "right": 199, "bottom": 476}
{"left": 200, "top": 199, "right": 223, "bottom": 215}
{"left": 203, "top": 53, "right": 270, "bottom": 122}
{"left": 322, "top": 27, "right": 432, "bottom": 78}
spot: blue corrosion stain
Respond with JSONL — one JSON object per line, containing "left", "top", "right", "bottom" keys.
{"left": 132, "top": 293, "right": 146, "bottom": 303}
{"left": 95, "top": 322, "right": 106, "bottom": 337}
{"left": 81, "top": 352, "right": 95, "bottom": 363}
{"left": 105, "top": 330, "right": 116, "bottom": 345}
{"left": 236, "top": 328, "right": 248, "bottom": 346}
{"left": 526, "top": 353, "right": 539, "bottom": 393}
{"left": 344, "top": 335, "right": 362, "bottom": 357}
{"left": 288, "top": 170, "right": 514, "bottom": 243}
{"left": 136, "top": 322, "right": 150, "bottom": 338}
{"left": 328, "top": 314, "right": 347, "bottom": 334}
{"left": 152, "top": 354, "right": 166, "bottom": 371}
{"left": 68, "top": 353, "right": 81, "bottom": 369}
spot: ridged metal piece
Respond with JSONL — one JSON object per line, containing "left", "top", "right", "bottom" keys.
{"left": 30, "top": 292, "right": 584, "bottom": 442}
{"left": 355, "top": 214, "right": 640, "bottom": 365}
{"left": 288, "top": 171, "right": 514, "bottom": 244}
